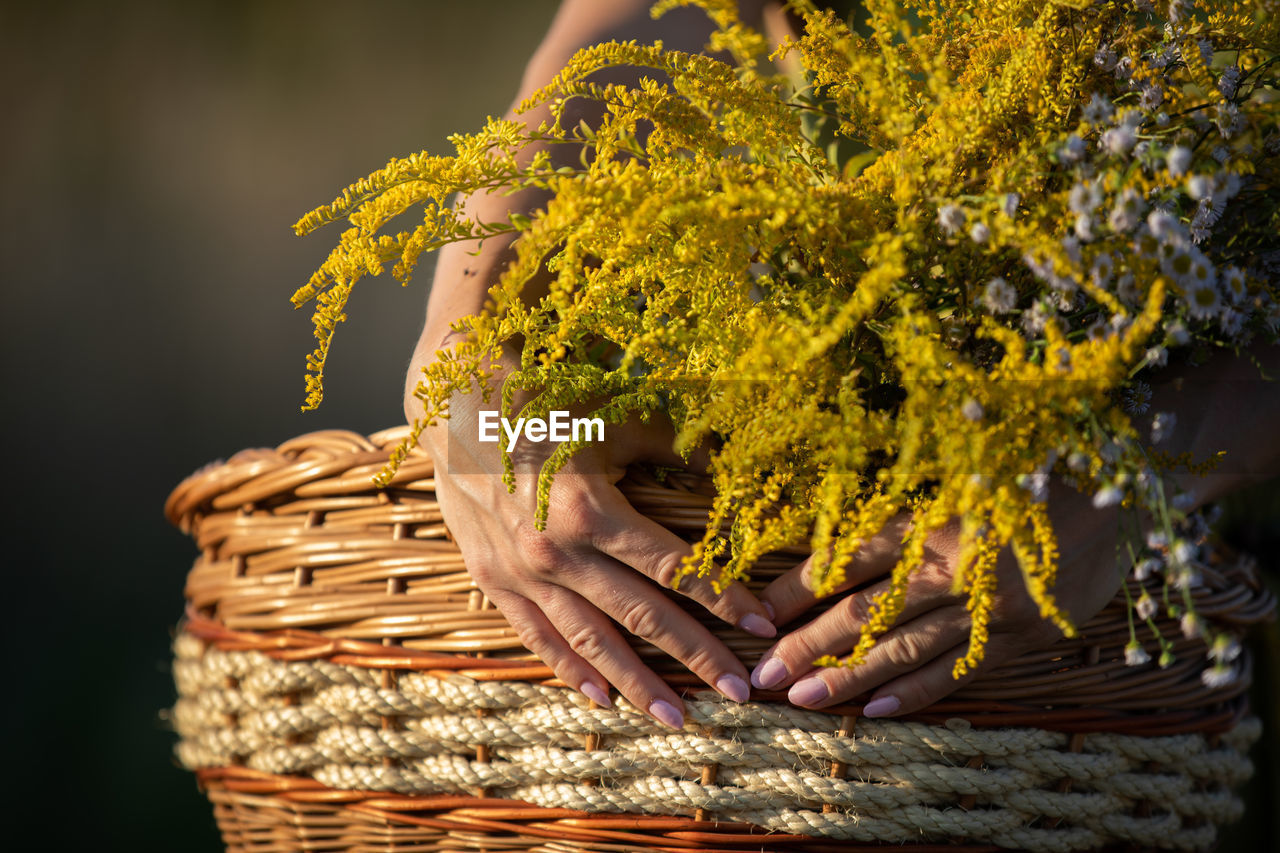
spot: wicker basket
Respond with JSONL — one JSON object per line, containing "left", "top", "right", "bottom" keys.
{"left": 167, "top": 426, "right": 1275, "bottom": 852}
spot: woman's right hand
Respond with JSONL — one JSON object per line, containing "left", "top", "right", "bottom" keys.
{"left": 410, "top": 344, "right": 776, "bottom": 730}
{"left": 400, "top": 0, "right": 779, "bottom": 729}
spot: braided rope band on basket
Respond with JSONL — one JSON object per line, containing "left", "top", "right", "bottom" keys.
{"left": 167, "top": 427, "right": 1276, "bottom": 852}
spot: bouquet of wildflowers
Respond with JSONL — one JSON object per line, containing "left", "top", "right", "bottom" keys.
{"left": 292, "top": 0, "right": 1279, "bottom": 682}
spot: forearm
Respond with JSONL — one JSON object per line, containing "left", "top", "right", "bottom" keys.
{"left": 406, "top": 1, "right": 768, "bottom": 419}
{"left": 1146, "top": 339, "right": 1280, "bottom": 509}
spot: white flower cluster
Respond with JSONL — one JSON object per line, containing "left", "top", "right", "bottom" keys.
{"left": 967, "top": 2, "right": 1273, "bottom": 686}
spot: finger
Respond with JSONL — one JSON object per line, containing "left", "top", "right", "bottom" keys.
{"left": 488, "top": 589, "right": 613, "bottom": 708}
{"left": 588, "top": 487, "right": 776, "bottom": 639}
{"left": 761, "top": 513, "right": 913, "bottom": 627}
{"left": 858, "top": 635, "right": 1020, "bottom": 718}
{"left": 536, "top": 583, "right": 691, "bottom": 729}
{"left": 750, "top": 570, "right": 959, "bottom": 691}
{"left": 784, "top": 608, "right": 972, "bottom": 710}
{"left": 574, "top": 558, "right": 754, "bottom": 705}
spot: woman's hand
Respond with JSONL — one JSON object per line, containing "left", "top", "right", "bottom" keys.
{"left": 414, "top": 350, "right": 776, "bottom": 730}
{"left": 751, "top": 478, "right": 1122, "bottom": 716}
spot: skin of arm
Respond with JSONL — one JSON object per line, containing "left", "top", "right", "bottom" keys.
{"left": 403, "top": 0, "right": 773, "bottom": 731}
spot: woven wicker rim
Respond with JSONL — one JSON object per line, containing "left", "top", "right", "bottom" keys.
{"left": 167, "top": 426, "right": 1275, "bottom": 733}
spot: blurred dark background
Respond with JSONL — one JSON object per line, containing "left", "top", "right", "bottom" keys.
{"left": 1, "top": 1, "right": 557, "bottom": 849}
{"left": 1, "top": 1, "right": 1274, "bottom": 850}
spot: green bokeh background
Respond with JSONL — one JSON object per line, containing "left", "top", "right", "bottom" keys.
{"left": 1, "top": 1, "right": 1273, "bottom": 850}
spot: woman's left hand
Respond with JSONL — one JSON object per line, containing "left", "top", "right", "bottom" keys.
{"left": 751, "top": 477, "right": 1123, "bottom": 716}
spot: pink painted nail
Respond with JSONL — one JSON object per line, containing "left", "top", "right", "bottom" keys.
{"left": 751, "top": 657, "right": 788, "bottom": 689}
{"left": 788, "top": 677, "right": 829, "bottom": 707}
{"left": 739, "top": 613, "right": 777, "bottom": 638}
{"left": 580, "top": 682, "right": 611, "bottom": 708}
{"left": 649, "top": 699, "right": 685, "bottom": 730}
{"left": 762, "top": 601, "right": 776, "bottom": 621}
{"left": 863, "top": 695, "right": 900, "bottom": 718}
{"left": 716, "top": 674, "right": 750, "bottom": 703}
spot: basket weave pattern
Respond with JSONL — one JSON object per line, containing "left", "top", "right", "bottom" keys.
{"left": 167, "top": 427, "right": 1275, "bottom": 852}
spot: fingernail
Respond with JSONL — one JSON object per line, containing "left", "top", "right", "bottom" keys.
{"left": 863, "top": 695, "right": 900, "bottom": 718}
{"left": 716, "top": 674, "right": 750, "bottom": 703}
{"left": 739, "top": 613, "right": 777, "bottom": 639}
{"left": 580, "top": 682, "right": 611, "bottom": 708}
{"left": 751, "top": 657, "right": 788, "bottom": 689}
{"left": 649, "top": 699, "right": 685, "bottom": 730}
{"left": 762, "top": 601, "right": 775, "bottom": 621}
{"left": 788, "top": 676, "right": 829, "bottom": 707}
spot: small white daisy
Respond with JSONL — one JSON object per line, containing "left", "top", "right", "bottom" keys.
{"left": 937, "top": 203, "right": 966, "bottom": 235}
{"left": 1172, "top": 538, "right": 1198, "bottom": 564}
{"left": 1084, "top": 93, "right": 1115, "bottom": 125}
{"left": 1062, "top": 236, "right": 1083, "bottom": 265}
{"left": 1122, "top": 379, "right": 1152, "bottom": 413}
{"left": 1219, "top": 307, "right": 1244, "bottom": 339}
{"left": 1165, "top": 145, "right": 1192, "bottom": 177}
{"left": 1117, "top": 274, "right": 1142, "bottom": 306}
{"left": 1200, "top": 664, "right": 1236, "bottom": 689}
{"left": 1187, "top": 247, "right": 1216, "bottom": 287}
{"left": 1109, "top": 188, "right": 1145, "bottom": 233}
{"left": 1091, "top": 252, "right": 1115, "bottom": 288}
{"left": 1093, "top": 484, "right": 1124, "bottom": 508}
{"left": 961, "top": 398, "right": 984, "bottom": 421}
{"left": 1186, "top": 280, "right": 1222, "bottom": 319}
{"left": 1134, "top": 557, "right": 1162, "bottom": 581}
{"left": 1020, "top": 468, "right": 1050, "bottom": 503}
{"left": 1209, "top": 635, "right": 1242, "bottom": 664}
{"left": 1186, "top": 174, "right": 1215, "bottom": 200}
{"left": 1101, "top": 125, "right": 1137, "bottom": 155}
{"left": 1218, "top": 66, "right": 1241, "bottom": 99}
{"left": 982, "top": 277, "right": 1017, "bottom": 314}
{"left": 1151, "top": 411, "right": 1176, "bottom": 444}
{"left": 1124, "top": 642, "right": 1152, "bottom": 666}
{"left": 1191, "top": 197, "right": 1222, "bottom": 229}
{"left": 1135, "top": 592, "right": 1157, "bottom": 621}
{"left": 1021, "top": 300, "right": 1052, "bottom": 335}
{"left": 1075, "top": 214, "right": 1096, "bottom": 241}
{"left": 1161, "top": 245, "right": 1196, "bottom": 286}
{"left": 1147, "top": 208, "right": 1185, "bottom": 241}
{"left": 1060, "top": 133, "right": 1087, "bottom": 162}
{"left": 1069, "top": 181, "right": 1102, "bottom": 214}
{"left": 1216, "top": 102, "right": 1242, "bottom": 138}
{"left": 969, "top": 222, "right": 990, "bottom": 244}
{"left": 1222, "top": 266, "right": 1247, "bottom": 303}
{"left": 1140, "top": 83, "right": 1164, "bottom": 110}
